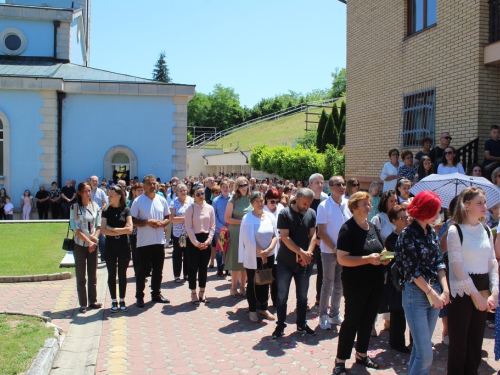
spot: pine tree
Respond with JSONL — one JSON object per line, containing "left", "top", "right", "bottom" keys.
{"left": 338, "top": 117, "right": 346, "bottom": 148}
{"left": 152, "top": 51, "right": 172, "bottom": 83}
{"left": 331, "top": 102, "right": 341, "bottom": 134}
{"left": 339, "top": 101, "right": 346, "bottom": 123}
{"left": 323, "top": 114, "right": 338, "bottom": 149}
{"left": 316, "top": 110, "right": 328, "bottom": 152}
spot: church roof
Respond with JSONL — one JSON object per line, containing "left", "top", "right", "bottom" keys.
{"left": 0, "top": 58, "right": 162, "bottom": 84}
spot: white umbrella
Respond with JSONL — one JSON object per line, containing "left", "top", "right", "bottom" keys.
{"left": 409, "top": 172, "right": 500, "bottom": 209}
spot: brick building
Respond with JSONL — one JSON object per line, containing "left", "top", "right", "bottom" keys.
{"left": 346, "top": 0, "right": 500, "bottom": 185}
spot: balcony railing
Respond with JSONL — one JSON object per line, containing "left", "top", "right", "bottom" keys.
{"left": 490, "top": 0, "right": 500, "bottom": 43}
{"left": 456, "top": 137, "right": 479, "bottom": 174}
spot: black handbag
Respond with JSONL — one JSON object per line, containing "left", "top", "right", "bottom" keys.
{"left": 62, "top": 222, "right": 74, "bottom": 251}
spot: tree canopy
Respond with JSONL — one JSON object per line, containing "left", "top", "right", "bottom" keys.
{"left": 152, "top": 51, "right": 172, "bottom": 83}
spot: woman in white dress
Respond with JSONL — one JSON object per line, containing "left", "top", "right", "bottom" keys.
{"left": 380, "top": 149, "right": 403, "bottom": 192}
{"left": 21, "top": 190, "right": 33, "bottom": 220}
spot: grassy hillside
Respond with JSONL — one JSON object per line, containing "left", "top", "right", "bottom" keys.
{"left": 216, "top": 97, "right": 345, "bottom": 152}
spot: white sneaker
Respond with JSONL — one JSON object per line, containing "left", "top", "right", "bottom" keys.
{"left": 319, "top": 314, "right": 332, "bottom": 330}
{"left": 328, "top": 314, "right": 343, "bottom": 326}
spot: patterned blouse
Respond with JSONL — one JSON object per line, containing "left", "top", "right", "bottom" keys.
{"left": 397, "top": 164, "right": 418, "bottom": 181}
{"left": 394, "top": 220, "right": 445, "bottom": 283}
{"left": 70, "top": 202, "right": 102, "bottom": 247}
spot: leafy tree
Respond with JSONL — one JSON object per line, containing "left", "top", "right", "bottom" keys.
{"left": 324, "top": 145, "right": 345, "bottom": 178}
{"left": 295, "top": 129, "right": 317, "bottom": 149}
{"left": 187, "top": 93, "right": 210, "bottom": 128}
{"left": 187, "top": 131, "right": 193, "bottom": 143}
{"left": 330, "top": 67, "right": 346, "bottom": 98}
{"left": 322, "top": 114, "right": 338, "bottom": 149}
{"left": 152, "top": 51, "right": 172, "bottom": 83}
{"left": 316, "top": 110, "right": 328, "bottom": 152}
{"left": 205, "top": 84, "right": 245, "bottom": 130}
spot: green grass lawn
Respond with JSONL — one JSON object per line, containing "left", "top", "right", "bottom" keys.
{"left": 216, "top": 98, "right": 344, "bottom": 152}
{"left": 0, "top": 223, "right": 72, "bottom": 276}
{"left": 0, "top": 315, "right": 55, "bottom": 375}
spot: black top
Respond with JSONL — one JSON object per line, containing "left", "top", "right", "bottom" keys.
{"left": 336, "top": 218, "right": 385, "bottom": 287}
{"left": 35, "top": 190, "right": 49, "bottom": 208}
{"left": 277, "top": 206, "right": 316, "bottom": 266}
{"left": 429, "top": 146, "right": 444, "bottom": 166}
{"left": 102, "top": 206, "right": 131, "bottom": 244}
{"left": 310, "top": 198, "right": 321, "bottom": 213}
{"left": 394, "top": 220, "right": 445, "bottom": 283}
{"left": 415, "top": 150, "right": 429, "bottom": 162}
{"left": 483, "top": 138, "right": 500, "bottom": 166}
{"left": 385, "top": 231, "right": 398, "bottom": 253}
{"left": 205, "top": 187, "right": 212, "bottom": 205}
{"left": 61, "top": 185, "right": 76, "bottom": 203}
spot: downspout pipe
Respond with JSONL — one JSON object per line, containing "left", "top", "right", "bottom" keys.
{"left": 57, "top": 92, "right": 66, "bottom": 188}
{"left": 53, "top": 21, "right": 60, "bottom": 60}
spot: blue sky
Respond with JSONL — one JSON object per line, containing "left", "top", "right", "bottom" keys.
{"left": 90, "top": 0, "right": 347, "bottom": 108}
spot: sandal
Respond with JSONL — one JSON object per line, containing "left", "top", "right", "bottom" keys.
{"left": 249, "top": 311, "right": 259, "bottom": 323}
{"left": 191, "top": 291, "right": 200, "bottom": 305}
{"left": 355, "top": 353, "right": 379, "bottom": 369}
{"left": 333, "top": 361, "right": 347, "bottom": 375}
{"left": 199, "top": 289, "right": 210, "bottom": 304}
{"left": 230, "top": 289, "right": 241, "bottom": 298}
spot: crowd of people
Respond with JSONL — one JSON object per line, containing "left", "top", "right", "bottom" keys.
{"left": 3, "top": 127, "right": 500, "bottom": 374}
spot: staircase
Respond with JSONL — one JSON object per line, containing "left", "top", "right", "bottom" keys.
{"left": 187, "top": 98, "right": 340, "bottom": 149}
{"left": 456, "top": 137, "right": 478, "bottom": 174}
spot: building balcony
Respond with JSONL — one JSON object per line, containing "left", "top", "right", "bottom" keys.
{"left": 486, "top": 0, "right": 500, "bottom": 65}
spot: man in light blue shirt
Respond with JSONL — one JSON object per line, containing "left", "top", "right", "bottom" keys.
{"left": 212, "top": 181, "right": 231, "bottom": 277}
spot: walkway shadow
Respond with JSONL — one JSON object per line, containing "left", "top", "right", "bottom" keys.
{"left": 217, "top": 309, "right": 269, "bottom": 335}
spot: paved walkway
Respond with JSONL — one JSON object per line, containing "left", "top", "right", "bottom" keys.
{"left": 1, "top": 248, "right": 499, "bottom": 375}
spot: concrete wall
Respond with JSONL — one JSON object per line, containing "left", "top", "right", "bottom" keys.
{"left": 346, "top": 0, "right": 500, "bottom": 181}
{"left": 0, "top": 89, "right": 44, "bottom": 209}
{"left": 69, "top": 17, "right": 83, "bottom": 65}
{"left": 61, "top": 93, "right": 177, "bottom": 183}
{"left": 0, "top": 18, "right": 53, "bottom": 57}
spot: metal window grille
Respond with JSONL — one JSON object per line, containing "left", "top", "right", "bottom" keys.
{"left": 400, "top": 88, "right": 435, "bottom": 148}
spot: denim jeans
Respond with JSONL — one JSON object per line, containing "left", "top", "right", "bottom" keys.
{"left": 318, "top": 252, "right": 342, "bottom": 317}
{"left": 403, "top": 282, "right": 441, "bottom": 375}
{"left": 276, "top": 262, "right": 313, "bottom": 328}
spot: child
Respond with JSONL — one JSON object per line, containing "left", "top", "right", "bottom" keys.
{"left": 4, "top": 197, "right": 13, "bottom": 220}
{"left": 368, "top": 181, "right": 381, "bottom": 221}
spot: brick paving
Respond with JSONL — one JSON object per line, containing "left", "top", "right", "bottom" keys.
{"left": 1, "top": 249, "right": 500, "bottom": 374}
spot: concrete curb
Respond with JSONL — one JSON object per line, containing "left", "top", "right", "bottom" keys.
{"left": 26, "top": 338, "right": 60, "bottom": 375}
{"left": 0, "top": 311, "right": 51, "bottom": 322}
{"left": 0, "top": 272, "right": 71, "bottom": 283}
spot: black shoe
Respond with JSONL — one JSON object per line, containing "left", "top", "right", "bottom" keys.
{"left": 297, "top": 324, "right": 316, "bottom": 336}
{"left": 119, "top": 301, "right": 128, "bottom": 312}
{"left": 216, "top": 271, "right": 225, "bottom": 277}
{"left": 136, "top": 298, "right": 145, "bottom": 308}
{"left": 110, "top": 302, "right": 119, "bottom": 313}
{"left": 152, "top": 294, "right": 170, "bottom": 303}
{"left": 272, "top": 325, "right": 285, "bottom": 339}
{"left": 391, "top": 345, "right": 411, "bottom": 354}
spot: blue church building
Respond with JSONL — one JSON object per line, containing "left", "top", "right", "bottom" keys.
{"left": 0, "top": 0, "right": 194, "bottom": 210}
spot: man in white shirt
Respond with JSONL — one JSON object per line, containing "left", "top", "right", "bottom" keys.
{"left": 316, "top": 176, "right": 352, "bottom": 330}
{"left": 90, "top": 175, "right": 109, "bottom": 262}
{"left": 131, "top": 174, "right": 170, "bottom": 307}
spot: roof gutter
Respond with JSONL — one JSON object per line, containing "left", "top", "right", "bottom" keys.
{"left": 53, "top": 21, "right": 60, "bottom": 60}
{"left": 57, "top": 92, "right": 66, "bottom": 188}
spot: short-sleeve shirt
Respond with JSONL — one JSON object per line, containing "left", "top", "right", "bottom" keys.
{"left": 170, "top": 196, "right": 194, "bottom": 237}
{"left": 131, "top": 194, "right": 169, "bottom": 248}
{"left": 483, "top": 138, "right": 500, "bottom": 166}
{"left": 49, "top": 188, "right": 61, "bottom": 201}
{"left": 336, "top": 218, "right": 385, "bottom": 287}
{"left": 61, "top": 185, "right": 76, "bottom": 203}
{"left": 277, "top": 206, "right": 316, "bottom": 266}
{"left": 91, "top": 188, "right": 109, "bottom": 209}
{"left": 35, "top": 190, "right": 49, "bottom": 208}
{"left": 102, "top": 206, "right": 131, "bottom": 245}
{"left": 316, "top": 196, "right": 352, "bottom": 253}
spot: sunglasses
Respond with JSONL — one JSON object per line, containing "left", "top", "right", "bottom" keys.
{"left": 444, "top": 151, "right": 454, "bottom": 155}
{"left": 352, "top": 183, "right": 360, "bottom": 187}
{"left": 239, "top": 184, "right": 248, "bottom": 188}
{"left": 397, "top": 216, "right": 410, "bottom": 221}
{"left": 269, "top": 200, "right": 278, "bottom": 204}
{"left": 195, "top": 192, "right": 205, "bottom": 197}
{"left": 443, "top": 136, "right": 452, "bottom": 140}
{"left": 330, "top": 182, "right": 346, "bottom": 187}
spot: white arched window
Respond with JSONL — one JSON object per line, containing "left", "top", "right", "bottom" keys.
{"left": 103, "top": 146, "right": 137, "bottom": 182}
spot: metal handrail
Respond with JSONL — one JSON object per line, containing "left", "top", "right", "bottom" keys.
{"left": 188, "top": 98, "right": 340, "bottom": 148}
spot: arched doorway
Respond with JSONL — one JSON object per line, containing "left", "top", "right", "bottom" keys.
{"left": 103, "top": 146, "right": 137, "bottom": 182}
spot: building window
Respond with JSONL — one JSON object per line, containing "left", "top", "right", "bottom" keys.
{"left": 0, "top": 28, "right": 27, "bottom": 56}
{"left": 0, "top": 118, "right": 3, "bottom": 176}
{"left": 112, "top": 153, "right": 130, "bottom": 181}
{"left": 408, "top": 0, "right": 437, "bottom": 35}
{"left": 400, "top": 88, "right": 435, "bottom": 148}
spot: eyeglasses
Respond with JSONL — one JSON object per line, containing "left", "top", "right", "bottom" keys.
{"left": 195, "top": 192, "right": 205, "bottom": 197}
{"left": 444, "top": 151, "right": 454, "bottom": 155}
{"left": 239, "top": 184, "right": 248, "bottom": 188}
{"left": 269, "top": 200, "right": 278, "bottom": 204}
{"left": 397, "top": 216, "right": 410, "bottom": 221}
{"left": 352, "top": 183, "right": 360, "bottom": 187}
{"left": 330, "top": 182, "right": 346, "bottom": 187}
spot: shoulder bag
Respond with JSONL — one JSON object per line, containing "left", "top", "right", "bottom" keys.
{"left": 62, "top": 221, "right": 74, "bottom": 251}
